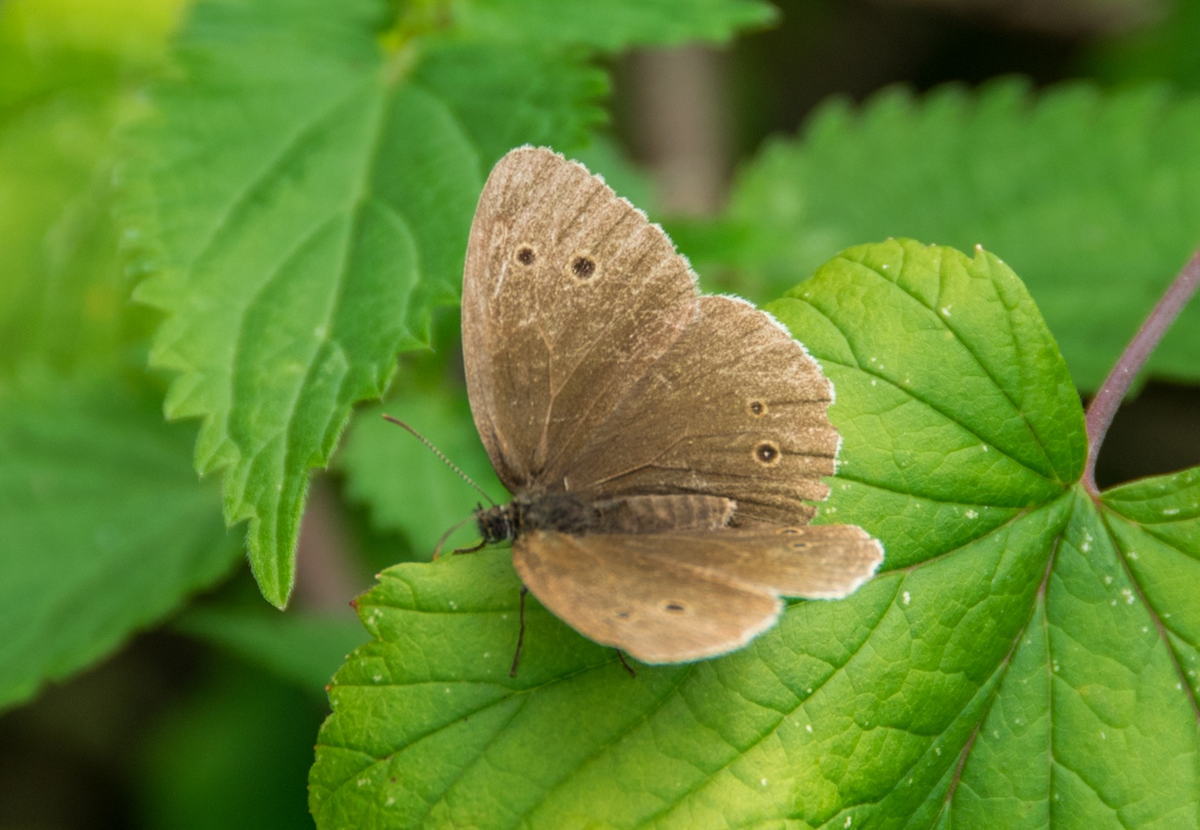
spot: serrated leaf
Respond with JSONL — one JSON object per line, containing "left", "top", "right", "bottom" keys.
{"left": 0, "top": 378, "right": 242, "bottom": 710}
{"left": 311, "top": 241, "right": 1200, "bottom": 826}
{"left": 450, "top": 0, "right": 776, "bottom": 50}
{"left": 339, "top": 391, "right": 505, "bottom": 561}
{"left": 125, "top": 0, "right": 607, "bottom": 606}
{"left": 713, "top": 79, "right": 1200, "bottom": 390}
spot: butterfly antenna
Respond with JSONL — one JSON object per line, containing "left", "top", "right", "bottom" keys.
{"left": 381, "top": 414, "right": 497, "bottom": 507}
{"left": 431, "top": 514, "right": 477, "bottom": 560}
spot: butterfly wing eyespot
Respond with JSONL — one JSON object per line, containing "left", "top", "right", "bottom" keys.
{"left": 571, "top": 255, "right": 596, "bottom": 279}
{"left": 515, "top": 245, "right": 536, "bottom": 265}
{"left": 748, "top": 400, "right": 768, "bottom": 417}
{"left": 754, "top": 441, "right": 781, "bottom": 466}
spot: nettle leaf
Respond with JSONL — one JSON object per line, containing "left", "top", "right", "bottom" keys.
{"left": 711, "top": 79, "right": 1200, "bottom": 390}
{"left": 310, "top": 240, "right": 1199, "bottom": 826}
{"left": 126, "top": 0, "right": 607, "bottom": 606}
{"left": 0, "top": 377, "right": 241, "bottom": 710}
{"left": 339, "top": 390, "right": 505, "bottom": 561}
{"left": 451, "top": 0, "right": 776, "bottom": 50}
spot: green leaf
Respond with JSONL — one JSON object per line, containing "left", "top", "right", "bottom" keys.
{"left": 0, "top": 0, "right": 176, "bottom": 376}
{"left": 139, "top": 659, "right": 325, "bottom": 830}
{"left": 125, "top": 0, "right": 606, "bottom": 606}
{"left": 0, "top": 377, "right": 242, "bottom": 710}
{"left": 450, "top": 0, "right": 777, "bottom": 50}
{"left": 312, "top": 241, "right": 1199, "bottom": 825}
{"left": 174, "top": 605, "right": 369, "bottom": 694}
{"left": 712, "top": 80, "right": 1200, "bottom": 390}
{"left": 339, "top": 391, "right": 505, "bottom": 561}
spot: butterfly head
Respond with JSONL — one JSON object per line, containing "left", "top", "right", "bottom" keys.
{"left": 474, "top": 503, "right": 516, "bottom": 545}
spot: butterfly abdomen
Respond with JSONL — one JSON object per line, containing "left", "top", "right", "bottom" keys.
{"left": 504, "top": 492, "right": 737, "bottom": 537}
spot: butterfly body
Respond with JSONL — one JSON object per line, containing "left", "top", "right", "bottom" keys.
{"left": 461, "top": 146, "right": 883, "bottom": 664}
{"left": 475, "top": 493, "right": 736, "bottom": 544}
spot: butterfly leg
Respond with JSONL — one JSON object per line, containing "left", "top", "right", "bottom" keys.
{"left": 616, "top": 650, "right": 637, "bottom": 679}
{"left": 508, "top": 585, "right": 529, "bottom": 678}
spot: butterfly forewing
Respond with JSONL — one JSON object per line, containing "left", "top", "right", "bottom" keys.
{"left": 462, "top": 147, "right": 698, "bottom": 492}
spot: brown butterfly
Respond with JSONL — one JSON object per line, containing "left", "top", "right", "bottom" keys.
{"left": 460, "top": 146, "right": 882, "bottom": 667}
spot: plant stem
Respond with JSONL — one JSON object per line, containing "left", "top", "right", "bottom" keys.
{"left": 1083, "top": 249, "right": 1200, "bottom": 496}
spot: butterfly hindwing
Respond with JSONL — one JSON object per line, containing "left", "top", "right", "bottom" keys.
{"left": 557, "top": 295, "right": 840, "bottom": 525}
{"left": 513, "top": 526, "right": 882, "bottom": 664}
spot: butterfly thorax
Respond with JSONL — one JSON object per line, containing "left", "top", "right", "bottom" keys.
{"left": 474, "top": 492, "right": 737, "bottom": 545}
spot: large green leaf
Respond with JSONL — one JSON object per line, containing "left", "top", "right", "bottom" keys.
{"left": 705, "top": 80, "right": 1200, "bottom": 391}
{"left": 0, "top": 378, "right": 241, "bottom": 710}
{"left": 125, "top": 0, "right": 608, "bottom": 607}
{"left": 311, "top": 241, "right": 1198, "bottom": 826}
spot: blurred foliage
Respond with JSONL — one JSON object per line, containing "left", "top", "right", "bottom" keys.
{"left": 1, "top": 0, "right": 1199, "bottom": 826}
{"left": 683, "top": 78, "right": 1200, "bottom": 390}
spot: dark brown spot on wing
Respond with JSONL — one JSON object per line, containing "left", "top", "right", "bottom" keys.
{"left": 516, "top": 245, "right": 536, "bottom": 265}
{"left": 572, "top": 255, "right": 596, "bottom": 279}
{"left": 754, "top": 441, "right": 781, "bottom": 466}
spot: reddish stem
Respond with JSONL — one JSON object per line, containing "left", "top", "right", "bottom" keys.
{"left": 1083, "top": 249, "right": 1200, "bottom": 496}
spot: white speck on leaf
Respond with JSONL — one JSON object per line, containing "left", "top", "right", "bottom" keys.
{"left": 1164, "top": 507, "right": 1180, "bottom": 516}
{"left": 902, "top": 591, "right": 911, "bottom": 605}
{"left": 940, "top": 306, "right": 951, "bottom": 317}
{"left": 1121, "top": 588, "right": 1135, "bottom": 605}
{"left": 806, "top": 724, "right": 813, "bottom": 733}
{"left": 761, "top": 778, "right": 768, "bottom": 787}
{"left": 965, "top": 509, "right": 978, "bottom": 519}
{"left": 845, "top": 817, "right": 852, "bottom": 828}
{"left": 1128, "top": 551, "right": 1139, "bottom": 560}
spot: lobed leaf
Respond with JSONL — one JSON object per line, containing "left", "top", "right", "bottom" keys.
{"left": 0, "top": 378, "right": 241, "bottom": 711}
{"left": 311, "top": 241, "right": 1200, "bottom": 826}
{"left": 709, "top": 79, "right": 1200, "bottom": 390}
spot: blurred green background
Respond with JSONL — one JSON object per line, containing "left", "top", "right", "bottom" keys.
{"left": 2, "top": 0, "right": 1199, "bottom": 826}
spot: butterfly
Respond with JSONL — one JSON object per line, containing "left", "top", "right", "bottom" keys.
{"left": 459, "top": 146, "right": 882, "bottom": 666}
